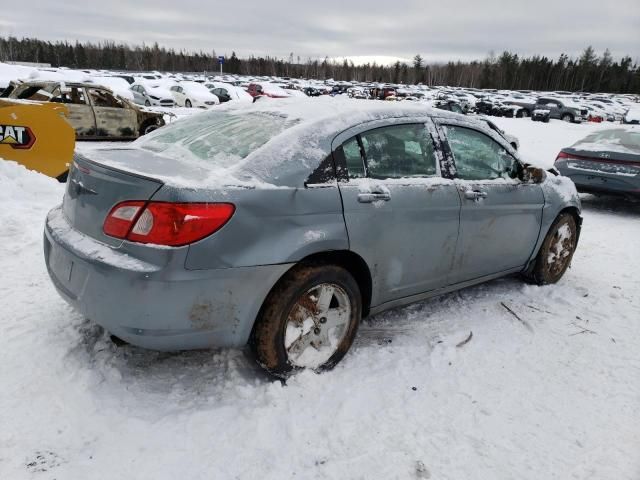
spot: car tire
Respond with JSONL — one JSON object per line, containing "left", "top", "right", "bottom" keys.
{"left": 140, "top": 121, "right": 159, "bottom": 136}
{"left": 185, "top": 99, "right": 192, "bottom": 108}
{"left": 521, "top": 109, "right": 530, "bottom": 118}
{"left": 252, "top": 264, "right": 362, "bottom": 377}
{"left": 144, "top": 100, "right": 151, "bottom": 107}
{"left": 523, "top": 213, "right": 578, "bottom": 285}
{"left": 561, "top": 113, "right": 574, "bottom": 123}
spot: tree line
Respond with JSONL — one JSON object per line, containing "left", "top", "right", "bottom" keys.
{"left": 0, "top": 36, "right": 638, "bottom": 94}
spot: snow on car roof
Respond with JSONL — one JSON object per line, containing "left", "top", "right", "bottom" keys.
{"left": 92, "top": 98, "right": 470, "bottom": 189}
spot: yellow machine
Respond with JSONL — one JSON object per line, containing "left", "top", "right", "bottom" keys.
{"left": 0, "top": 99, "right": 75, "bottom": 180}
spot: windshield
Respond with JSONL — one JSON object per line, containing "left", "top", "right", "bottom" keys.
{"left": 11, "top": 84, "right": 58, "bottom": 100}
{"left": 136, "top": 110, "right": 296, "bottom": 168}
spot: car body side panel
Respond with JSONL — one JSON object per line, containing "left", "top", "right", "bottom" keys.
{"left": 450, "top": 181, "right": 545, "bottom": 282}
{"left": 93, "top": 106, "right": 138, "bottom": 138}
{"left": 525, "top": 173, "right": 582, "bottom": 269}
{"left": 339, "top": 181, "right": 461, "bottom": 305}
{"left": 177, "top": 185, "right": 349, "bottom": 270}
{"left": 67, "top": 103, "right": 97, "bottom": 137}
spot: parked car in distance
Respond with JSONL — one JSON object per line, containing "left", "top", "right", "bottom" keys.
{"left": 534, "top": 97, "right": 588, "bottom": 123}
{"left": 204, "top": 82, "right": 253, "bottom": 103}
{"left": 433, "top": 99, "right": 465, "bottom": 114}
{"left": 130, "top": 83, "right": 175, "bottom": 107}
{"left": 532, "top": 109, "right": 551, "bottom": 122}
{"left": 170, "top": 81, "right": 220, "bottom": 107}
{"left": 7, "top": 80, "right": 165, "bottom": 139}
{"left": 623, "top": 107, "right": 640, "bottom": 125}
{"left": 246, "top": 82, "right": 291, "bottom": 99}
{"left": 44, "top": 102, "right": 581, "bottom": 377}
{"left": 554, "top": 128, "right": 640, "bottom": 197}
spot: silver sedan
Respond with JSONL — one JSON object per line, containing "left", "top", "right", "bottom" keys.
{"left": 44, "top": 101, "right": 582, "bottom": 376}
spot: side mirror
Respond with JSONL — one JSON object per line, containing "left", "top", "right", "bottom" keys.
{"left": 521, "top": 165, "right": 546, "bottom": 184}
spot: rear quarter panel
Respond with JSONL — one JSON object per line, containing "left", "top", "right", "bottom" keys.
{"left": 149, "top": 184, "right": 349, "bottom": 270}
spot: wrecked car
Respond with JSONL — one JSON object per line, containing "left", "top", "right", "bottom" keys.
{"left": 44, "top": 101, "right": 582, "bottom": 377}
{"left": 6, "top": 81, "right": 165, "bottom": 140}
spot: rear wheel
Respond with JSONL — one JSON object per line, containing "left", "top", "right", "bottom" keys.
{"left": 252, "top": 264, "right": 361, "bottom": 377}
{"left": 523, "top": 213, "right": 578, "bottom": 285}
{"left": 185, "top": 99, "right": 192, "bottom": 108}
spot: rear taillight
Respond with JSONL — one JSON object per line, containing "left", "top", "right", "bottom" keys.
{"left": 555, "top": 151, "right": 571, "bottom": 163}
{"left": 104, "top": 202, "right": 235, "bottom": 246}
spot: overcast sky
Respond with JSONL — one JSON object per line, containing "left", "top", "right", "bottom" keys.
{"left": 3, "top": 0, "right": 639, "bottom": 64}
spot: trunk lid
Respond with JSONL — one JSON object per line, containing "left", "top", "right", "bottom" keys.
{"left": 63, "top": 152, "right": 163, "bottom": 246}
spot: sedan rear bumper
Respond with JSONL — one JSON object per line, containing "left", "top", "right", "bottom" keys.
{"left": 555, "top": 160, "right": 640, "bottom": 196}
{"left": 44, "top": 207, "right": 292, "bottom": 350}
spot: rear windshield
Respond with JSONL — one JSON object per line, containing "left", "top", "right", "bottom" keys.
{"left": 136, "top": 110, "right": 296, "bottom": 167}
{"left": 574, "top": 129, "right": 640, "bottom": 154}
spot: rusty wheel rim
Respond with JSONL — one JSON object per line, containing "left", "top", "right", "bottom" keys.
{"left": 545, "top": 219, "right": 576, "bottom": 278}
{"left": 284, "top": 283, "right": 351, "bottom": 369}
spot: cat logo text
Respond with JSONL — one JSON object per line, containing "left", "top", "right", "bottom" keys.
{"left": 0, "top": 125, "right": 36, "bottom": 149}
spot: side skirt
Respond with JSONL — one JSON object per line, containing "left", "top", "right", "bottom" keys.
{"left": 367, "top": 266, "right": 525, "bottom": 317}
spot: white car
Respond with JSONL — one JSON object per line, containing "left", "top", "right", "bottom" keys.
{"left": 169, "top": 81, "right": 220, "bottom": 108}
{"left": 204, "top": 82, "right": 253, "bottom": 103}
{"left": 130, "top": 82, "right": 175, "bottom": 107}
{"left": 623, "top": 106, "right": 640, "bottom": 124}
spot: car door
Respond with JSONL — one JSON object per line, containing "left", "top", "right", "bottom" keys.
{"left": 55, "top": 86, "right": 97, "bottom": 138}
{"left": 437, "top": 122, "right": 544, "bottom": 283}
{"left": 87, "top": 88, "right": 137, "bottom": 138}
{"left": 335, "top": 120, "right": 461, "bottom": 306}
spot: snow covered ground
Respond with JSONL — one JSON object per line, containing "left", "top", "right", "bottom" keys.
{"left": 1, "top": 116, "right": 639, "bottom": 479}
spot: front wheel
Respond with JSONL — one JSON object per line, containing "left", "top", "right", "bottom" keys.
{"left": 523, "top": 213, "right": 578, "bottom": 285}
{"left": 252, "top": 264, "right": 361, "bottom": 377}
{"left": 561, "top": 113, "right": 573, "bottom": 123}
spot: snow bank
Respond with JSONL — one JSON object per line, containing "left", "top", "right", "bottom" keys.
{"left": 0, "top": 159, "right": 64, "bottom": 252}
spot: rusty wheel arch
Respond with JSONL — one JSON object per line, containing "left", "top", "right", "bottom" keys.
{"left": 249, "top": 250, "right": 372, "bottom": 347}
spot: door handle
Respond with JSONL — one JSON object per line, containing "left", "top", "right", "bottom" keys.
{"left": 357, "top": 192, "right": 391, "bottom": 203}
{"left": 464, "top": 190, "right": 487, "bottom": 200}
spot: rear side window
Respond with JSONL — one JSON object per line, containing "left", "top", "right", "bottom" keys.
{"left": 136, "top": 111, "right": 296, "bottom": 166}
{"left": 341, "top": 124, "right": 437, "bottom": 180}
{"left": 443, "top": 125, "right": 518, "bottom": 180}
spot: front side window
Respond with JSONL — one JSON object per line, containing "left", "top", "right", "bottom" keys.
{"left": 360, "top": 124, "right": 437, "bottom": 179}
{"left": 443, "top": 125, "right": 518, "bottom": 180}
